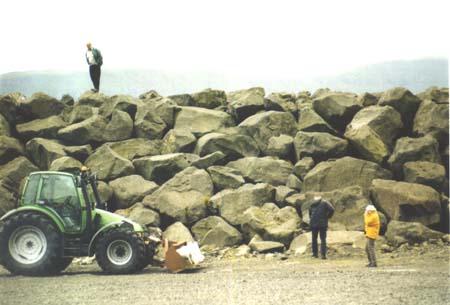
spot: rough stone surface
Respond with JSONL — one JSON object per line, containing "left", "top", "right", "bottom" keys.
{"left": 207, "top": 166, "right": 245, "bottom": 191}
{"left": 25, "top": 138, "right": 66, "bottom": 169}
{"left": 0, "top": 136, "right": 24, "bottom": 165}
{"left": 227, "top": 87, "right": 265, "bottom": 122}
{"left": 161, "top": 129, "right": 197, "bottom": 154}
{"left": 191, "top": 88, "right": 227, "bottom": 109}
{"left": 162, "top": 222, "right": 194, "bottom": 243}
{"left": 109, "top": 175, "right": 159, "bottom": 209}
{"left": 77, "top": 91, "right": 109, "bottom": 107}
{"left": 312, "top": 92, "right": 361, "bottom": 130}
{"left": 134, "top": 105, "right": 167, "bottom": 140}
{"left": 21, "top": 92, "right": 65, "bottom": 119}
{"left": 105, "top": 139, "right": 161, "bottom": 161}
{"left": 191, "top": 216, "right": 243, "bottom": 247}
{"left": 143, "top": 167, "right": 214, "bottom": 225}
{"left": 85, "top": 145, "right": 135, "bottom": 181}
{"left": 16, "top": 115, "right": 68, "bottom": 141}
{"left": 385, "top": 220, "right": 444, "bottom": 247}
{"left": 264, "top": 92, "right": 298, "bottom": 114}
{"left": 303, "top": 157, "right": 392, "bottom": 192}
{"left": 370, "top": 179, "right": 441, "bottom": 227}
{"left": 266, "top": 135, "right": 294, "bottom": 160}
{"left": 293, "top": 131, "right": 348, "bottom": 163}
{"left": 403, "top": 161, "right": 446, "bottom": 191}
{"left": 293, "top": 157, "right": 315, "bottom": 180}
{"left": 297, "top": 104, "right": 336, "bottom": 134}
{"left": 378, "top": 87, "right": 421, "bottom": 128}
{"left": 227, "top": 157, "right": 293, "bottom": 186}
{"left": 57, "top": 115, "right": 108, "bottom": 145}
{"left": 49, "top": 156, "right": 83, "bottom": 174}
{"left": 0, "top": 156, "right": 39, "bottom": 192}
{"left": 413, "top": 99, "right": 449, "bottom": 146}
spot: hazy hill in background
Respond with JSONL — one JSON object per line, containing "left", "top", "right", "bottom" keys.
{"left": 0, "top": 58, "right": 447, "bottom": 99}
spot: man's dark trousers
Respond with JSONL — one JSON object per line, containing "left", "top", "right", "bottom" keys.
{"left": 89, "top": 64, "right": 101, "bottom": 91}
{"left": 311, "top": 227, "right": 327, "bottom": 257}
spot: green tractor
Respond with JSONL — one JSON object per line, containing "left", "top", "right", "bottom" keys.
{"left": 0, "top": 167, "right": 161, "bottom": 275}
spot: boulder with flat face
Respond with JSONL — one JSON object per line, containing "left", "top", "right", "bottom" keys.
{"left": 303, "top": 157, "right": 392, "bottom": 192}
{"left": 293, "top": 157, "right": 315, "bottom": 180}
{"left": 162, "top": 222, "right": 194, "bottom": 243}
{"left": 174, "top": 106, "right": 235, "bottom": 137}
{"left": 264, "top": 92, "right": 298, "bottom": 115}
{"left": 57, "top": 114, "right": 108, "bottom": 145}
{"left": 21, "top": 92, "right": 66, "bottom": 119}
{"left": 413, "top": 99, "right": 449, "bottom": 146}
{"left": 25, "top": 138, "right": 66, "bottom": 170}
{"left": 289, "top": 231, "right": 364, "bottom": 255}
{"left": 0, "top": 136, "right": 24, "bottom": 165}
{"left": 293, "top": 131, "right": 348, "bottom": 163}
{"left": 266, "top": 135, "right": 294, "bottom": 161}
{"left": 297, "top": 104, "right": 336, "bottom": 134}
{"left": 227, "top": 87, "right": 265, "bottom": 122}
{"left": 312, "top": 91, "right": 361, "bottom": 130}
{"left": 0, "top": 156, "right": 39, "bottom": 192}
{"left": 207, "top": 183, "right": 275, "bottom": 226}
{"left": 141, "top": 96, "right": 177, "bottom": 128}
{"left": 370, "top": 179, "right": 441, "bottom": 227}
{"left": 194, "top": 132, "right": 260, "bottom": 162}
{"left": 116, "top": 203, "right": 161, "bottom": 228}
{"left": 191, "top": 216, "right": 243, "bottom": 247}
{"left": 417, "top": 86, "right": 449, "bottom": 104}
{"left": 388, "top": 136, "right": 441, "bottom": 175}
{"left": 134, "top": 105, "right": 167, "bottom": 140}
{"left": 108, "top": 175, "right": 159, "bottom": 210}
{"left": 227, "top": 157, "right": 293, "bottom": 186}
{"left": 102, "top": 110, "right": 134, "bottom": 142}
{"left": 241, "top": 203, "right": 301, "bottom": 246}
{"left": 78, "top": 91, "right": 109, "bottom": 107}
{"left": 16, "top": 115, "right": 68, "bottom": 141}
{"left": 238, "top": 111, "right": 297, "bottom": 154}
{"left": 191, "top": 88, "right": 227, "bottom": 109}
{"left": 49, "top": 156, "right": 83, "bottom": 174}
{"left": 206, "top": 166, "right": 245, "bottom": 191}
{"left": 143, "top": 167, "right": 214, "bottom": 225}
{"left": 0, "top": 93, "right": 22, "bottom": 123}
{"left": 64, "top": 104, "right": 98, "bottom": 124}
{"left": 99, "top": 94, "right": 143, "bottom": 119}
{"left": 344, "top": 105, "right": 403, "bottom": 164}
{"left": 104, "top": 138, "right": 161, "bottom": 160}
{"left": 385, "top": 220, "right": 444, "bottom": 247}
{"left": 161, "top": 129, "right": 197, "bottom": 154}
{"left": 0, "top": 114, "right": 10, "bottom": 136}
{"left": 133, "top": 153, "right": 199, "bottom": 184}
{"left": 85, "top": 145, "right": 135, "bottom": 181}
{"left": 0, "top": 183, "right": 17, "bottom": 217}
{"left": 378, "top": 87, "right": 421, "bottom": 130}
{"left": 403, "top": 161, "right": 446, "bottom": 191}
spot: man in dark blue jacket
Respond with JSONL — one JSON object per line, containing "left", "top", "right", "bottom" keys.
{"left": 309, "top": 195, "right": 335, "bottom": 259}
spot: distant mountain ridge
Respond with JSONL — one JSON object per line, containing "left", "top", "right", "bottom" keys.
{"left": 0, "top": 58, "right": 447, "bottom": 99}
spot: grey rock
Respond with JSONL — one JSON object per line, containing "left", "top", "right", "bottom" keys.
{"left": 161, "top": 129, "right": 197, "bottom": 154}
{"left": 162, "top": 222, "right": 194, "bottom": 243}
{"left": 64, "top": 105, "right": 98, "bottom": 124}
{"left": 293, "top": 157, "right": 315, "bottom": 180}
{"left": 227, "top": 87, "right": 265, "bottom": 122}
{"left": 297, "top": 104, "right": 337, "bottom": 134}
{"left": 16, "top": 115, "right": 69, "bottom": 141}
{"left": 49, "top": 156, "right": 83, "bottom": 174}
{"left": 385, "top": 220, "right": 444, "bottom": 247}
{"left": 370, "top": 179, "right": 441, "bottom": 227}
{"left": 133, "top": 153, "right": 199, "bottom": 184}
{"left": 85, "top": 145, "right": 135, "bottom": 181}
{"left": 0, "top": 183, "right": 17, "bottom": 217}
{"left": 0, "top": 114, "right": 10, "bottom": 136}
{"left": 207, "top": 165, "right": 245, "bottom": 191}
{"left": 266, "top": 135, "right": 294, "bottom": 160}
{"left": 57, "top": 114, "right": 108, "bottom": 145}
{"left": 134, "top": 105, "right": 167, "bottom": 140}
{"left": 357, "top": 92, "right": 378, "bottom": 107}
{"left": 378, "top": 87, "right": 421, "bottom": 128}
{"left": 102, "top": 110, "right": 134, "bottom": 142}
{"left": 117, "top": 203, "right": 161, "bottom": 228}
{"left": 249, "top": 238, "right": 284, "bottom": 253}
{"left": 413, "top": 99, "right": 449, "bottom": 146}
{"left": 0, "top": 156, "right": 39, "bottom": 192}
{"left": 0, "top": 93, "right": 22, "bottom": 123}
{"left": 25, "top": 138, "right": 66, "bottom": 169}
{"left": 264, "top": 92, "right": 298, "bottom": 115}
{"left": 63, "top": 144, "right": 93, "bottom": 162}
{"left": 78, "top": 91, "right": 109, "bottom": 107}
{"left": 168, "top": 94, "right": 195, "bottom": 107}
{"left": 417, "top": 86, "right": 449, "bottom": 104}
{"left": 293, "top": 131, "right": 348, "bottom": 163}
{"left": 274, "top": 186, "right": 296, "bottom": 208}
{"left": 192, "top": 216, "right": 243, "bottom": 247}
{"left": 141, "top": 96, "right": 177, "bottom": 128}
{"left": 289, "top": 231, "right": 364, "bottom": 255}
{"left": 286, "top": 174, "right": 302, "bottom": 191}
{"left": 105, "top": 138, "right": 161, "bottom": 160}
{"left": 143, "top": 167, "right": 214, "bottom": 225}
{"left": 109, "top": 175, "right": 159, "bottom": 209}
{"left": 191, "top": 152, "right": 227, "bottom": 169}
{"left": 0, "top": 136, "right": 24, "bottom": 165}
{"left": 99, "top": 94, "right": 143, "bottom": 119}
{"left": 227, "top": 157, "right": 293, "bottom": 186}
{"left": 303, "top": 157, "right": 392, "bottom": 192}
{"left": 403, "top": 161, "right": 446, "bottom": 191}
{"left": 191, "top": 88, "right": 227, "bottom": 109}
{"left": 21, "top": 92, "right": 65, "bottom": 119}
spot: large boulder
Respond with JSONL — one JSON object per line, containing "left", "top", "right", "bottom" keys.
{"left": 191, "top": 152, "right": 226, "bottom": 169}
{"left": 25, "top": 138, "right": 66, "bottom": 169}
{"left": 85, "top": 145, "right": 135, "bottom": 181}
{"left": 403, "top": 161, "right": 447, "bottom": 191}
{"left": 378, "top": 87, "right": 421, "bottom": 130}
{"left": 63, "top": 144, "right": 93, "bottom": 162}
{"left": 227, "top": 157, "right": 293, "bottom": 186}
{"left": 77, "top": 91, "right": 109, "bottom": 107}
{"left": 191, "top": 88, "right": 227, "bottom": 109}
{"left": 134, "top": 105, "right": 167, "bottom": 140}
{"left": 161, "top": 129, "right": 197, "bottom": 154}
{"left": 99, "top": 94, "right": 143, "bottom": 119}
{"left": 49, "top": 156, "right": 83, "bottom": 174}
{"left": 143, "top": 167, "right": 214, "bottom": 225}
{"left": 191, "top": 216, "right": 243, "bottom": 247}
{"left": 133, "top": 153, "right": 199, "bottom": 184}
{"left": 312, "top": 91, "right": 361, "bottom": 130}
{"left": 370, "top": 179, "right": 441, "bottom": 227}
{"left": 291, "top": 186, "right": 379, "bottom": 231}
{"left": 57, "top": 114, "right": 108, "bottom": 145}
{"left": 227, "top": 87, "right": 265, "bottom": 122}
{"left": 241, "top": 203, "right": 301, "bottom": 246}
{"left": 63, "top": 104, "right": 98, "bottom": 124}
{"left": 413, "top": 99, "right": 449, "bottom": 146}
{"left": 0, "top": 93, "right": 22, "bottom": 123}
{"left": 385, "top": 220, "right": 444, "bottom": 247}
{"left": 266, "top": 135, "right": 294, "bottom": 161}
{"left": 21, "top": 92, "right": 65, "bottom": 119}
{"left": 16, "top": 115, "right": 68, "bottom": 141}
{"left": 264, "top": 92, "right": 298, "bottom": 115}
{"left": 207, "top": 183, "right": 275, "bottom": 226}
{"left": 173, "top": 106, "right": 235, "bottom": 137}
{"left": 194, "top": 132, "right": 260, "bottom": 161}
{"left": 297, "top": 104, "right": 336, "bottom": 134}
{"left": 0, "top": 183, "right": 17, "bottom": 217}
{"left": 303, "top": 157, "right": 392, "bottom": 192}
{"left": 168, "top": 94, "right": 195, "bottom": 107}
{"left": 344, "top": 106, "right": 403, "bottom": 164}
{"left": 108, "top": 175, "right": 159, "bottom": 209}
{"left": 387, "top": 136, "right": 441, "bottom": 175}
{"left": 0, "top": 114, "right": 10, "bottom": 136}
{"left": 238, "top": 111, "right": 297, "bottom": 154}
{"left": 0, "top": 136, "right": 24, "bottom": 165}
{"left": 289, "top": 231, "right": 364, "bottom": 255}
{"left": 162, "top": 222, "right": 194, "bottom": 243}
{"left": 206, "top": 166, "right": 245, "bottom": 191}
{"left": 293, "top": 157, "right": 315, "bottom": 180}
{"left": 116, "top": 203, "right": 161, "bottom": 228}
{"left": 101, "top": 110, "right": 134, "bottom": 142}
{"left": 417, "top": 86, "right": 449, "bottom": 104}
{"left": 249, "top": 236, "right": 285, "bottom": 253}
{"left": 0, "top": 156, "right": 39, "bottom": 191}
{"left": 293, "top": 131, "right": 348, "bottom": 163}
{"left": 141, "top": 96, "right": 177, "bottom": 128}
{"left": 105, "top": 138, "right": 161, "bottom": 160}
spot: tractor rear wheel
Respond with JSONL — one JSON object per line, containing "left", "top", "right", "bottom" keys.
{"left": 0, "top": 212, "right": 62, "bottom": 275}
{"left": 95, "top": 228, "right": 146, "bottom": 274}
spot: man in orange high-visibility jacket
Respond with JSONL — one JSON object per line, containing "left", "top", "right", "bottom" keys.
{"left": 364, "top": 205, "right": 380, "bottom": 267}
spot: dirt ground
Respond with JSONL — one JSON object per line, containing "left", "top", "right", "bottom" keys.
{"left": 0, "top": 247, "right": 448, "bottom": 305}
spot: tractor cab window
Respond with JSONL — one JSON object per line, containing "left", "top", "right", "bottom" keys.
{"left": 22, "top": 175, "right": 40, "bottom": 205}
{"left": 40, "top": 175, "right": 81, "bottom": 231}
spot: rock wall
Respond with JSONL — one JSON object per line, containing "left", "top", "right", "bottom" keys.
{"left": 0, "top": 86, "right": 448, "bottom": 251}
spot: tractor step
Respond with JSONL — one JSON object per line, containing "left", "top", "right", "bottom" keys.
{"left": 63, "top": 236, "right": 89, "bottom": 257}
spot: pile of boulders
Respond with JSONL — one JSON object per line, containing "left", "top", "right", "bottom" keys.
{"left": 0, "top": 86, "right": 448, "bottom": 255}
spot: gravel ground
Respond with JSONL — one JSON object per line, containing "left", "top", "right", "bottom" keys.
{"left": 0, "top": 248, "right": 448, "bottom": 305}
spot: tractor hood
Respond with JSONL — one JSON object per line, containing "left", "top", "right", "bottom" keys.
{"left": 94, "top": 209, "right": 145, "bottom": 233}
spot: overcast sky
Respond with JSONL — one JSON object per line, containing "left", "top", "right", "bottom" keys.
{"left": 1, "top": 0, "right": 448, "bottom": 78}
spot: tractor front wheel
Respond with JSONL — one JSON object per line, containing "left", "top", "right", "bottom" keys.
{"left": 0, "top": 212, "right": 61, "bottom": 275}
{"left": 95, "top": 228, "right": 146, "bottom": 274}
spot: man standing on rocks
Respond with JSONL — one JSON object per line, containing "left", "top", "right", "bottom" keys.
{"left": 309, "top": 195, "right": 335, "bottom": 259}
{"left": 86, "top": 42, "right": 103, "bottom": 92}
{"left": 364, "top": 204, "right": 380, "bottom": 267}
